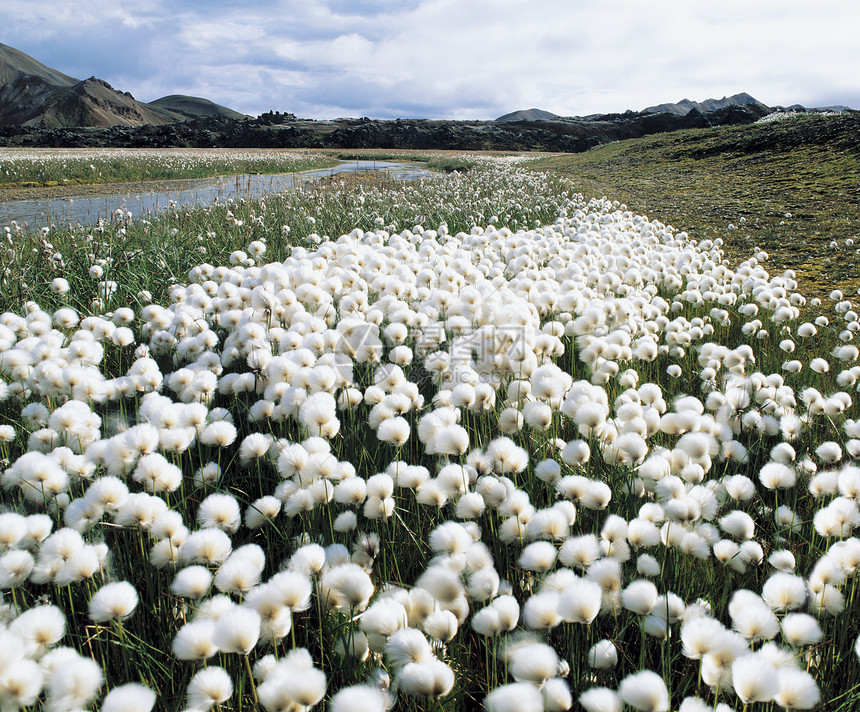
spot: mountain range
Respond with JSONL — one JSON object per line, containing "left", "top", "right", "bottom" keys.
{"left": 0, "top": 42, "right": 245, "bottom": 128}
{"left": 496, "top": 93, "right": 853, "bottom": 122}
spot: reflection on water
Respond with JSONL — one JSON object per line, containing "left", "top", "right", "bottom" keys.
{"left": 0, "top": 160, "right": 430, "bottom": 229}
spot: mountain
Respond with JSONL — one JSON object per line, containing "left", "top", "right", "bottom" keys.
{"left": 0, "top": 42, "right": 242, "bottom": 128}
{"left": 495, "top": 108, "right": 560, "bottom": 122}
{"left": 0, "top": 42, "right": 77, "bottom": 126}
{"left": 642, "top": 92, "right": 770, "bottom": 117}
{"left": 33, "top": 78, "right": 184, "bottom": 128}
{"left": 149, "top": 95, "right": 247, "bottom": 121}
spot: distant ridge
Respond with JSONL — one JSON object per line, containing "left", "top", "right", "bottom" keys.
{"left": 642, "top": 92, "right": 770, "bottom": 116}
{"left": 0, "top": 42, "right": 244, "bottom": 128}
{"left": 495, "top": 108, "right": 560, "bottom": 122}
{"left": 149, "top": 95, "right": 248, "bottom": 121}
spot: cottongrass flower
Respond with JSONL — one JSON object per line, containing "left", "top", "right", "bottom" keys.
{"left": 377, "top": 416, "right": 410, "bottom": 446}
{"left": 212, "top": 605, "right": 261, "bottom": 655}
{"left": 132, "top": 453, "right": 182, "bottom": 493}
{"left": 621, "top": 579, "right": 659, "bottom": 615}
{"left": 0, "top": 549, "right": 35, "bottom": 588}
{"left": 385, "top": 627, "right": 434, "bottom": 670}
{"left": 245, "top": 495, "right": 282, "bottom": 529}
{"left": 618, "top": 670, "right": 670, "bottom": 711}
{"left": 181, "top": 528, "right": 233, "bottom": 565}
{"left": 542, "top": 677, "right": 573, "bottom": 712}
{"left": 199, "top": 420, "right": 238, "bottom": 447}
{"left": 397, "top": 658, "right": 455, "bottom": 697}
{"left": 558, "top": 534, "right": 601, "bottom": 568}
{"left": 239, "top": 432, "right": 273, "bottom": 465}
{"left": 101, "top": 683, "right": 157, "bottom": 712}
{"left": 680, "top": 616, "right": 727, "bottom": 660}
{"left": 507, "top": 641, "right": 559, "bottom": 685}
{"left": 214, "top": 555, "right": 263, "bottom": 595}
{"left": 679, "top": 699, "right": 734, "bottom": 712}
{"left": 579, "top": 687, "right": 622, "bottom": 712}
{"left": 45, "top": 652, "right": 104, "bottom": 711}
{"left": 0, "top": 512, "right": 27, "bottom": 548}
{"left": 636, "top": 554, "right": 661, "bottom": 577}
{"left": 427, "top": 424, "right": 470, "bottom": 456}
{"left": 759, "top": 462, "right": 796, "bottom": 490}
{"left": 518, "top": 541, "right": 557, "bottom": 573}
{"left": 0, "top": 656, "right": 43, "bottom": 708}
{"left": 319, "top": 562, "right": 375, "bottom": 612}
{"left": 780, "top": 613, "right": 822, "bottom": 646}
{"left": 731, "top": 653, "right": 780, "bottom": 704}
{"left": 416, "top": 564, "right": 464, "bottom": 605}
{"left": 186, "top": 666, "right": 233, "bottom": 710}
{"left": 457, "top": 558, "right": 495, "bottom": 599}
{"left": 768, "top": 549, "right": 796, "bottom": 572}
{"left": 557, "top": 577, "right": 602, "bottom": 624}
{"left": 257, "top": 656, "right": 327, "bottom": 709}
{"left": 484, "top": 682, "right": 544, "bottom": 712}
{"left": 329, "top": 684, "right": 389, "bottom": 712}
{"left": 588, "top": 639, "right": 618, "bottom": 668}
{"left": 10, "top": 604, "right": 66, "bottom": 654}
{"left": 471, "top": 596, "right": 519, "bottom": 637}
{"left": 731, "top": 600, "right": 779, "bottom": 642}
{"left": 198, "top": 493, "right": 241, "bottom": 533}
{"left": 360, "top": 597, "right": 408, "bottom": 642}
{"left": 172, "top": 619, "right": 217, "bottom": 661}
{"left": 423, "top": 609, "right": 459, "bottom": 642}
{"left": 762, "top": 573, "right": 807, "bottom": 612}
{"left": 88, "top": 580, "right": 139, "bottom": 622}
{"left": 774, "top": 668, "right": 820, "bottom": 709}
{"left": 523, "top": 590, "right": 561, "bottom": 630}
{"left": 719, "top": 510, "right": 755, "bottom": 540}
{"left": 816, "top": 441, "right": 842, "bottom": 464}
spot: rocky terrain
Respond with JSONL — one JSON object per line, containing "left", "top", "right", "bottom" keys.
{"left": 0, "top": 103, "right": 776, "bottom": 151}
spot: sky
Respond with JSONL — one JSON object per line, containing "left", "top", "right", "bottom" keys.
{"left": 1, "top": 0, "right": 858, "bottom": 120}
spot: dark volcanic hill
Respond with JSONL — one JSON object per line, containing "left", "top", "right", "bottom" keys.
{"left": 0, "top": 42, "right": 242, "bottom": 128}
{"left": 33, "top": 78, "right": 183, "bottom": 128}
{"left": 496, "top": 108, "right": 560, "bottom": 122}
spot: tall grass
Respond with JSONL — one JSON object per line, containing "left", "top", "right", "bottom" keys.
{"left": 0, "top": 148, "right": 338, "bottom": 187}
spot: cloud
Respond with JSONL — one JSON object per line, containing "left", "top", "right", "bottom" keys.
{"left": 1, "top": 0, "right": 858, "bottom": 118}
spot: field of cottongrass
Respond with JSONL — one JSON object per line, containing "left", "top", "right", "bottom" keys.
{"left": 0, "top": 148, "right": 338, "bottom": 187}
{"left": 0, "top": 155, "right": 859, "bottom": 711}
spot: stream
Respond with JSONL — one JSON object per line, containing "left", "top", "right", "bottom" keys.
{"left": 0, "top": 160, "right": 430, "bottom": 228}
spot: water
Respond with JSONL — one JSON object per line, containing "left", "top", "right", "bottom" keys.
{"left": 0, "top": 160, "right": 430, "bottom": 228}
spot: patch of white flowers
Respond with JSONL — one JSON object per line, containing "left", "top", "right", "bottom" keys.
{"left": 0, "top": 158, "right": 858, "bottom": 709}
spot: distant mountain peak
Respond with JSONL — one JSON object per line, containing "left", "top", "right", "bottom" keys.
{"left": 495, "top": 108, "right": 559, "bottom": 122}
{"left": 642, "top": 93, "right": 770, "bottom": 116}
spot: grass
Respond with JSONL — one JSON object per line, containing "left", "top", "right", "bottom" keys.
{"left": 0, "top": 148, "right": 339, "bottom": 188}
{"left": 530, "top": 112, "right": 860, "bottom": 300}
